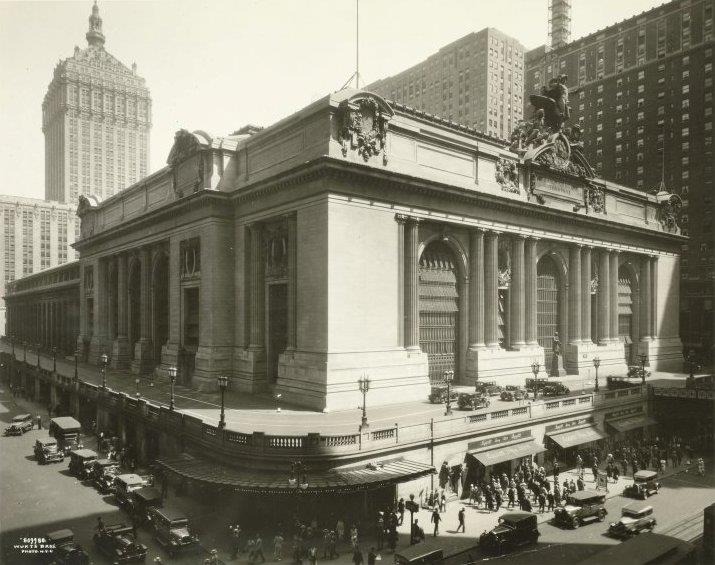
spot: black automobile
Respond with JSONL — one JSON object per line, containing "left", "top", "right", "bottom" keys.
{"left": 608, "top": 503, "right": 657, "bottom": 539}
{"left": 46, "top": 529, "right": 90, "bottom": 565}
{"left": 554, "top": 491, "right": 607, "bottom": 528}
{"left": 624, "top": 470, "right": 661, "bottom": 499}
{"left": 91, "top": 459, "right": 121, "bottom": 493}
{"left": 428, "top": 386, "right": 458, "bottom": 404}
{"left": 68, "top": 449, "right": 99, "bottom": 480}
{"left": 93, "top": 523, "right": 148, "bottom": 563}
{"left": 4, "top": 414, "right": 34, "bottom": 436}
{"left": 479, "top": 512, "right": 539, "bottom": 555}
{"left": 500, "top": 386, "right": 526, "bottom": 401}
{"left": 148, "top": 507, "right": 200, "bottom": 557}
{"left": 606, "top": 376, "right": 637, "bottom": 390}
{"left": 128, "top": 486, "right": 163, "bottom": 526}
{"left": 457, "top": 392, "right": 490, "bottom": 410}
{"left": 475, "top": 381, "right": 502, "bottom": 397}
{"left": 525, "top": 377, "right": 548, "bottom": 392}
{"left": 34, "top": 438, "right": 65, "bottom": 464}
{"left": 542, "top": 382, "right": 570, "bottom": 397}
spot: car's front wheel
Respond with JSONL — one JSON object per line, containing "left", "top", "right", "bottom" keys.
{"left": 597, "top": 510, "right": 606, "bottom": 522}
{"left": 572, "top": 519, "right": 580, "bottom": 529}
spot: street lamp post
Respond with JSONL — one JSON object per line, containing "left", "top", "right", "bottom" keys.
{"left": 100, "top": 353, "right": 109, "bottom": 389}
{"left": 217, "top": 375, "right": 228, "bottom": 429}
{"left": 406, "top": 494, "right": 419, "bottom": 545}
{"left": 638, "top": 353, "right": 648, "bottom": 385}
{"left": 135, "top": 378, "right": 141, "bottom": 398}
{"left": 274, "top": 393, "right": 282, "bottom": 412}
{"left": 443, "top": 370, "right": 454, "bottom": 416}
{"left": 593, "top": 356, "right": 601, "bottom": 392}
{"left": 531, "top": 361, "right": 540, "bottom": 401}
{"left": 358, "top": 374, "right": 371, "bottom": 429}
{"left": 52, "top": 347, "right": 57, "bottom": 373}
{"left": 168, "top": 366, "right": 177, "bottom": 411}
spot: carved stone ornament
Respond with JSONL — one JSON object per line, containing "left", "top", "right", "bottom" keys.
{"left": 495, "top": 158, "right": 520, "bottom": 193}
{"left": 590, "top": 273, "right": 599, "bottom": 295}
{"left": 586, "top": 184, "right": 606, "bottom": 214}
{"left": 657, "top": 192, "right": 683, "bottom": 232}
{"left": 263, "top": 221, "right": 288, "bottom": 279}
{"left": 167, "top": 129, "right": 203, "bottom": 167}
{"left": 338, "top": 93, "right": 393, "bottom": 164}
{"left": 84, "top": 267, "right": 94, "bottom": 297}
{"left": 180, "top": 237, "right": 201, "bottom": 279}
{"left": 498, "top": 266, "right": 512, "bottom": 289}
{"left": 535, "top": 133, "right": 571, "bottom": 171}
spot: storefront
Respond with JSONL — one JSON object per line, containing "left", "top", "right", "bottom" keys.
{"left": 465, "top": 430, "right": 545, "bottom": 484}
{"left": 605, "top": 406, "right": 657, "bottom": 440}
{"left": 543, "top": 416, "right": 607, "bottom": 468}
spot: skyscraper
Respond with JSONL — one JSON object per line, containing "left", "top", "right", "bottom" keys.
{"left": 43, "top": 1, "right": 151, "bottom": 205}
{"left": 367, "top": 28, "right": 526, "bottom": 139}
{"left": 525, "top": 0, "right": 714, "bottom": 362}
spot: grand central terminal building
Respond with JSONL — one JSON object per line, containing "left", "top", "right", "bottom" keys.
{"left": 5, "top": 89, "right": 685, "bottom": 412}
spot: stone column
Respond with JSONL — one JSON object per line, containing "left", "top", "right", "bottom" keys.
{"left": 468, "top": 229, "right": 485, "bottom": 349}
{"left": 525, "top": 237, "right": 538, "bottom": 346}
{"left": 77, "top": 262, "right": 87, "bottom": 353}
{"left": 569, "top": 244, "right": 582, "bottom": 344}
{"left": 640, "top": 257, "right": 651, "bottom": 341}
{"left": 509, "top": 235, "right": 526, "bottom": 349}
{"left": 112, "top": 253, "right": 130, "bottom": 368}
{"left": 248, "top": 224, "right": 265, "bottom": 350}
{"left": 581, "top": 247, "right": 592, "bottom": 343}
{"left": 598, "top": 249, "right": 610, "bottom": 344}
{"left": 395, "top": 215, "right": 406, "bottom": 347}
{"left": 484, "top": 231, "right": 500, "bottom": 348}
{"left": 131, "top": 247, "right": 153, "bottom": 373}
{"left": 107, "top": 260, "right": 116, "bottom": 342}
{"left": 610, "top": 250, "right": 620, "bottom": 342}
{"left": 404, "top": 218, "right": 421, "bottom": 350}
{"left": 286, "top": 213, "right": 298, "bottom": 350}
{"left": 650, "top": 256, "right": 658, "bottom": 338}
{"left": 89, "top": 257, "right": 109, "bottom": 363}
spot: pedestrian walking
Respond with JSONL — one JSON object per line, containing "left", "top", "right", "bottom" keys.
{"left": 576, "top": 477, "right": 585, "bottom": 491}
{"left": 431, "top": 508, "right": 441, "bottom": 536}
{"left": 439, "top": 492, "right": 447, "bottom": 512}
{"left": 592, "top": 465, "right": 598, "bottom": 482}
{"left": 352, "top": 547, "right": 364, "bottom": 565}
{"left": 457, "top": 507, "right": 465, "bottom": 533}
{"left": 376, "top": 512, "right": 384, "bottom": 550}
{"left": 307, "top": 545, "right": 317, "bottom": 565}
{"left": 397, "top": 498, "right": 405, "bottom": 525}
{"left": 367, "top": 547, "right": 378, "bottom": 565}
{"left": 96, "top": 517, "right": 105, "bottom": 532}
{"left": 538, "top": 492, "right": 546, "bottom": 513}
{"left": 547, "top": 491, "right": 555, "bottom": 511}
{"left": 336, "top": 519, "right": 345, "bottom": 543}
{"left": 329, "top": 530, "right": 338, "bottom": 559}
{"left": 273, "top": 532, "right": 284, "bottom": 561}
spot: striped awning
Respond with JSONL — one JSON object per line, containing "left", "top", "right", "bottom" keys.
{"left": 607, "top": 415, "right": 658, "bottom": 433}
{"left": 546, "top": 426, "right": 608, "bottom": 449}
{"left": 468, "top": 440, "right": 546, "bottom": 467}
{"left": 156, "top": 454, "right": 434, "bottom": 494}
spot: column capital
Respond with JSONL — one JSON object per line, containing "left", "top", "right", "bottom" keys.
{"left": 572, "top": 242, "right": 583, "bottom": 248}
{"left": 511, "top": 233, "right": 526, "bottom": 241}
{"left": 610, "top": 248, "right": 620, "bottom": 255}
{"left": 485, "top": 229, "right": 501, "bottom": 238}
{"left": 526, "top": 235, "right": 540, "bottom": 242}
{"left": 394, "top": 213, "right": 409, "bottom": 224}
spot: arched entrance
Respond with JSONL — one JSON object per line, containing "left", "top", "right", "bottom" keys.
{"left": 618, "top": 268, "right": 637, "bottom": 365}
{"left": 128, "top": 260, "right": 141, "bottom": 357}
{"left": 419, "top": 241, "right": 461, "bottom": 384}
{"left": 152, "top": 254, "right": 169, "bottom": 365}
{"left": 537, "top": 255, "right": 561, "bottom": 364}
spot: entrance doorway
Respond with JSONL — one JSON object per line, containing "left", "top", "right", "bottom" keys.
{"left": 267, "top": 284, "right": 287, "bottom": 383}
{"left": 419, "top": 242, "right": 460, "bottom": 384}
{"left": 537, "top": 256, "right": 561, "bottom": 364}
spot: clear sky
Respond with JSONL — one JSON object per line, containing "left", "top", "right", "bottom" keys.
{"left": 0, "top": 0, "right": 662, "bottom": 201}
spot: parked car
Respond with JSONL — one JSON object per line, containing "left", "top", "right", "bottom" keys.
{"left": 608, "top": 503, "right": 657, "bottom": 539}
{"left": 115, "top": 473, "right": 152, "bottom": 506}
{"left": 474, "top": 381, "right": 502, "bottom": 396}
{"left": 606, "top": 376, "right": 638, "bottom": 390}
{"left": 4, "top": 413, "right": 34, "bottom": 436}
{"left": 428, "top": 386, "right": 458, "bottom": 404}
{"left": 457, "top": 392, "right": 490, "bottom": 410}
{"left": 49, "top": 417, "right": 83, "bottom": 454}
{"left": 500, "top": 386, "right": 525, "bottom": 401}
{"left": 91, "top": 459, "right": 121, "bottom": 493}
{"left": 554, "top": 491, "right": 607, "bottom": 528}
{"left": 128, "top": 486, "right": 163, "bottom": 526}
{"left": 68, "top": 449, "right": 98, "bottom": 480}
{"left": 525, "top": 377, "right": 548, "bottom": 392}
{"left": 148, "top": 507, "right": 200, "bottom": 558}
{"left": 542, "top": 382, "right": 570, "bottom": 397}
{"left": 45, "top": 529, "right": 90, "bottom": 565}
{"left": 34, "top": 437, "right": 65, "bottom": 464}
{"left": 624, "top": 470, "right": 661, "bottom": 499}
{"left": 627, "top": 365, "right": 650, "bottom": 381}
{"left": 93, "top": 523, "right": 148, "bottom": 563}
{"left": 479, "top": 512, "right": 540, "bottom": 554}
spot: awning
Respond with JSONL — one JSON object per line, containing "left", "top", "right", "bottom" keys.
{"left": 468, "top": 440, "right": 545, "bottom": 467}
{"left": 607, "top": 415, "right": 658, "bottom": 433}
{"left": 547, "top": 426, "right": 607, "bottom": 449}
{"left": 156, "top": 454, "right": 434, "bottom": 494}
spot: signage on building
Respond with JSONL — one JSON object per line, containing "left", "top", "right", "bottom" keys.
{"left": 468, "top": 430, "right": 532, "bottom": 451}
{"left": 604, "top": 405, "right": 643, "bottom": 420}
{"left": 531, "top": 173, "right": 584, "bottom": 205}
{"left": 652, "top": 387, "right": 702, "bottom": 399}
{"left": 545, "top": 416, "right": 593, "bottom": 433}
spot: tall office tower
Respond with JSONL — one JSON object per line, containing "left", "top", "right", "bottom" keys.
{"left": 368, "top": 28, "right": 526, "bottom": 139}
{"left": 549, "top": 0, "right": 572, "bottom": 50}
{"left": 525, "top": 0, "right": 714, "bottom": 361}
{"left": 43, "top": 1, "right": 151, "bottom": 206}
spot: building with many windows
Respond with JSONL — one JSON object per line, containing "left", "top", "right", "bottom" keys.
{"left": 525, "top": 0, "right": 714, "bottom": 363}
{"left": 43, "top": 1, "right": 151, "bottom": 205}
{"left": 368, "top": 28, "right": 525, "bottom": 139}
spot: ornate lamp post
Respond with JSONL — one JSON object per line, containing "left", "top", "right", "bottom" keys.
{"left": 358, "top": 373, "right": 371, "bottom": 429}
{"left": 274, "top": 393, "right": 282, "bottom": 413}
{"left": 100, "top": 353, "right": 109, "bottom": 389}
{"left": 217, "top": 375, "right": 228, "bottom": 429}
{"left": 52, "top": 346, "right": 57, "bottom": 373}
{"left": 74, "top": 347, "right": 80, "bottom": 381}
{"left": 593, "top": 356, "right": 601, "bottom": 392}
{"left": 443, "top": 370, "right": 455, "bottom": 416}
{"left": 531, "top": 361, "right": 540, "bottom": 400}
{"left": 168, "top": 366, "right": 177, "bottom": 411}
{"left": 135, "top": 378, "right": 141, "bottom": 398}
{"left": 638, "top": 353, "right": 648, "bottom": 385}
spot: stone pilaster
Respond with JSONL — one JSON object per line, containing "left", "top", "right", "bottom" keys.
{"left": 468, "top": 229, "right": 485, "bottom": 350}
{"left": 404, "top": 218, "right": 420, "bottom": 350}
{"left": 610, "top": 250, "right": 620, "bottom": 343}
{"left": 131, "top": 247, "right": 153, "bottom": 373}
{"left": 509, "top": 235, "right": 526, "bottom": 349}
{"left": 598, "top": 249, "right": 610, "bottom": 344}
{"left": 484, "top": 231, "right": 500, "bottom": 349}
{"left": 286, "top": 213, "right": 298, "bottom": 351}
{"left": 640, "top": 257, "right": 651, "bottom": 341}
{"left": 568, "top": 244, "right": 582, "bottom": 344}
{"left": 112, "top": 253, "right": 130, "bottom": 368}
{"left": 650, "top": 256, "right": 658, "bottom": 338}
{"left": 525, "top": 237, "right": 538, "bottom": 346}
{"left": 89, "top": 257, "right": 110, "bottom": 363}
{"left": 581, "top": 246, "right": 592, "bottom": 343}
{"left": 248, "top": 223, "right": 265, "bottom": 350}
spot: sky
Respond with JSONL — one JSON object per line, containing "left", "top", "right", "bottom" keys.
{"left": 0, "top": 0, "right": 662, "bottom": 201}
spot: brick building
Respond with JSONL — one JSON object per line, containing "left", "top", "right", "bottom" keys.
{"left": 368, "top": 28, "right": 526, "bottom": 139}
{"left": 525, "top": 0, "right": 714, "bottom": 363}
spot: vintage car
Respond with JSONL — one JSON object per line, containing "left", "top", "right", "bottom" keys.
{"left": 92, "top": 459, "right": 121, "bottom": 493}
{"left": 148, "top": 507, "right": 200, "bottom": 557}
{"left": 624, "top": 470, "right": 661, "bottom": 499}
{"left": 525, "top": 377, "right": 548, "bottom": 392}
{"left": 46, "top": 529, "right": 90, "bottom": 565}
{"left": 49, "top": 417, "right": 83, "bottom": 454}
{"left": 479, "top": 512, "right": 539, "bottom": 554}
{"left": 34, "top": 437, "right": 65, "bottom": 464}
{"left": 128, "top": 486, "right": 163, "bottom": 526}
{"left": 115, "top": 473, "right": 152, "bottom": 506}
{"left": 627, "top": 365, "right": 650, "bottom": 381}
{"left": 428, "top": 385, "right": 458, "bottom": 404}
{"left": 500, "top": 386, "right": 526, "bottom": 401}
{"left": 542, "top": 382, "right": 570, "bottom": 397}
{"left": 4, "top": 413, "right": 34, "bottom": 436}
{"left": 457, "top": 392, "right": 490, "bottom": 410}
{"left": 554, "top": 490, "right": 607, "bottom": 528}
{"left": 608, "top": 503, "right": 657, "bottom": 539}
{"left": 68, "top": 449, "right": 98, "bottom": 480}
{"left": 606, "top": 375, "right": 638, "bottom": 390}
{"left": 474, "top": 381, "right": 502, "bottom": 396}
{"left": 93, "top": 523, "right": 148, "bottom": 562}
